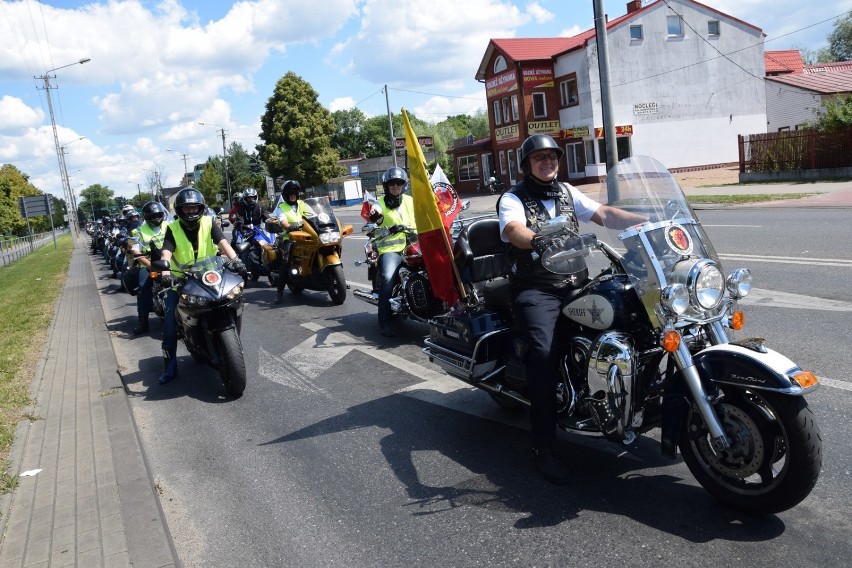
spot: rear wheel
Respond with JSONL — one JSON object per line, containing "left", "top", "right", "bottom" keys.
{"left": 326, "top": 264, "right": 347, "bottom": 305}
{"left": 679, "top": 388, "right": 821, "bottom": 514}
{"left": 214, "top": 327, "right": 246, "bottom": 398}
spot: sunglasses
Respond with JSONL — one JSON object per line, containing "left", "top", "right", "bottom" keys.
{"left": 387, "top": 180, "right": 405, "bottom": 187}
{"left": 531, "top": 153, "right": 560, "bottom": 163}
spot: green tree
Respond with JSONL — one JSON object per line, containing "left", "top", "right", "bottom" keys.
{"left": 195, "top": 160, "right": 223, "bottom": 206}
{"left": 0, "top": 164, "right": 47, "bottom": 235}
{"left": 826, "top": 11, "right": 852, "bottom": 62}
{"left": 78, "top": 184, "right": 115, "bottom": 220}
{"left": 129, "top": 192, "right": 156, "bottom": 209}
{"left": 258, "top": 71, "right": 343, "bottom": 187}
{"left": 808, "top": 95, "right": 852, "bottom": 130}
{"left": 331, "top": 108, "right": 369, "bottom": 159}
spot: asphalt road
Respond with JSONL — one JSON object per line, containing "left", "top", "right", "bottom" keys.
{"left": 93, "top": 205, "right": 852, "bottom": 568}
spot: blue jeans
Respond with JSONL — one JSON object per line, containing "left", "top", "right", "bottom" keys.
{"left": 136, "top": 267, "right": 152, "bottom": 318}
{"left": 377, "top": 252, "right": 403, "bottom": 326}
{"left": 161, "top": 288, "right": 179, "bottom": 351}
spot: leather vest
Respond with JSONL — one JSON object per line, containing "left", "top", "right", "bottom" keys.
{"left": 502, "top": 181, "right": 587, "bottom": 291}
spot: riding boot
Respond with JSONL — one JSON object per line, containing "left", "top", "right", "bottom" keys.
{"left": 274, "top": 286, "right": 285, "bottom": 304}
{"left": 158, "top": 348, "right": 178, "bottom": 384}
{"left": 132, "top": 315, "right": 149, "bottom": 335}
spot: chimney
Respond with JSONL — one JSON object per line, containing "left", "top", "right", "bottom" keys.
{"left": 627, "top": 0, "right": 642, "bottom": 13}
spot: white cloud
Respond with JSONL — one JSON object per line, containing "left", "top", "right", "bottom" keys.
{"left": 0, "top": 97, "right": 44, "bottom": 134}
{"left": 526, "top": 1, "right": 554, "bottom": 24}
{"left": 413, "top": 91, "right": 488, "bottom": 124}
{"left": 329, "top": 97, "right": 356, "bottom": 112}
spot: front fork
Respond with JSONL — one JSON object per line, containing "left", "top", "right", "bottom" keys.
{"left": 673, "top": 320, "right": 731, "bottom": 450}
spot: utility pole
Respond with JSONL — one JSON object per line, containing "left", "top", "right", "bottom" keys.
{"left": 198, "top": 123, "right": 232, "bottom": 205}
{"left": 593, "top": 0, "right": 619, "bottom": 181}
{"left": 36, "top": 58, "right": 90, "bottom": 236}
{"left": 384, "top": 85, "right": 397, "bottom": 167}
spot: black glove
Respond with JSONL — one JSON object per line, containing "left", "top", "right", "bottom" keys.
{"left": 530, "top": 234, "right": 553, "bottom": 254}
{"left": 369, "top": 211, "right": 384, "bottom": 224}
{"left": 388, "top": 224, "right": 404, "bottom": 234}
{"left": 286, "top": 222, "right": 303, "bottom": 232}
{"left": 159, "top": 273, "right": 175, "bottom": 288}
{"left": 225, "top": 257, "right": 247, "bottom": 275}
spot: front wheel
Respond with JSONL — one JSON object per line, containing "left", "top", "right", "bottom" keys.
{"left": 679, "top": 389, "right": 821, "bottom": 514}
{"left": 214, "top": 327, "right": 246, "bottom": 398}
{"left": 325, "top": 264, "right": 347, "bottom": 305}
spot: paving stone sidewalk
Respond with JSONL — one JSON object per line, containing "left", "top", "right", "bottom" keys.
{"left": 0, "top": 237, "right": 178, "bottom": 567}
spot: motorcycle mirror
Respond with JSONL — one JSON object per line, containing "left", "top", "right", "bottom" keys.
{"left": 151, "top": 259, "right": 170, "bottom": 271}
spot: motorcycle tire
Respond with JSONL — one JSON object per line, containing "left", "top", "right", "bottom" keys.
{"left": 325, "top": 265, "right": 347, "bottom": 305}
{"left": 214, "top": 327, "right": 246, "bottom": 398}
{"left": 287, "top": 282, "right": 304, "bottom": 295}
{"left": 678, "top": 388, "right": 821, "bottom": 515}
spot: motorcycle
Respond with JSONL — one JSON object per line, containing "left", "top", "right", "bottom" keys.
{"left": 483, "top": 175, "right": 504, "bottom": 195}
{"left": 266, "top": 196, "right": 353, "bottom": 305}
{"left": 423, "top": 155, "right": 821, "bottom": 514}
{"left": 150, "top": 256, "right": 247, "bottom": 397}
{"left": 234, "top": 223, "right": 276, "bottom": 284}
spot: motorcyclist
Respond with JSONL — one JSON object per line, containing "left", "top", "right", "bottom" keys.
{"left": 233, "top": 187, "right": 268, "bottom": 229}
{"left": 271, "top": 180, "right": 309, "bottom": 304}
{"left": 129, "top": 201, "right": 169, "bottom": 335}
{"left": 368, "top": 166, "right": 416, "bottom": 337}
{"left": 228, "top": 191, "right": 243, "bottom": 226}
{"left": 497, "top": 134, "right": 645, "bottom": 484}
{"left": 156, "top": 188, "right": 246, "bottom": 384}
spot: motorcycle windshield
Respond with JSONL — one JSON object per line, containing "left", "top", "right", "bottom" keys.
{"left": 596, "top": 156, "right": 724, "bottom": 327}
{"left": 175, "top": 255, "right": 225, "bottom": 278}
{"left": 302, "top": 197, "right": 338, "bottom": 232}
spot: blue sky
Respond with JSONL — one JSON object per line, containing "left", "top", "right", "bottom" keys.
{"left": 0, "top": 0, "right": 847, "bottom": 199}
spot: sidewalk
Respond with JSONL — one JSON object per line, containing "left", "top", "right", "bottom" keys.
{"left": 0, "top": 236, "right": 178, "bottom": 567}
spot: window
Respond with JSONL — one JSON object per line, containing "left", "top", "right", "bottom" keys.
{"left": 777, "top": 126, "right": 790, "bottom": 132}
{"left": 493, "top": 55, "right": 507, "bottom": 74}
{"left": 502, "top": 98, "right": 510, "bottom": 123}
{"left": 457, "top": 155, "right": 480, "bottom": 182}
{"left": 493, "top": 100, "right": 502, "bottom": 125}
{"left": 667, "top": 15, "right": 683, "bottom": 36}
{"left": 559, "top": 77, "right": 578, "bottom": 107}
{"left": 507, "top": 149, "right": 516, "bottom": 181}
{"left": 584, "top": 140, "right": 598, "bottom": 164}
{"left": 566, "top": 143, "right": 585, "bottom": 175}
{"left": 708, "top": 20, "right": 720, "bottom": 36}
{"left": 532, "top": 92, "right": 547, "bottom": 118}
{"left": 511, "top": 94, "right": 519, "bottom": 121}
{"left": 630, "top": 25, "right": 643, "bottom": 40}
{"left": 499, "top": 151, "right": 507, "bottom": 175}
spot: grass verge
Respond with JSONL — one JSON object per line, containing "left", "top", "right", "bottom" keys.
{"left": 0, "top": 234, "right": 73, "bottom": 493}
{"left": 687, "top": 193, "right": 818, "bottom": 204}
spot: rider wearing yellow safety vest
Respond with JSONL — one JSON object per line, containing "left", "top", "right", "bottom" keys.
{"left": 130, "top": 201, "right": 169, "bottom": 335}
{"left": 367, "top": 167, "right": 416, "bottom": 336}
{"left": 272, "top": 180, "right": 310, "bottom": 304}
{"left": 156, "top": 188, "right": 245, "bottom": 385}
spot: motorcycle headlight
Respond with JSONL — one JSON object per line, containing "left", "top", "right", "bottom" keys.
{"left": 180, "top": 294, "right": 209, "bottom": 307}
{"left": 319, "top": 231, "right": 340, "bottom": 244}
{"left": 661, "top": 284, "right": 689, "bottom": 315}
{"left": 226, "top": 281, "right": 245, "bottom": 300}
{"left": 726, "top": 268, "right": 752, "bottom": 299}
{"left": 691, "top": 261, "right": 725, "bottom": 310}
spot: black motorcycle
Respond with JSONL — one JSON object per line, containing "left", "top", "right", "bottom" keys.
{"left": 423, "top": 155, "right": 821, "bottom": 514}
{"left": 151, "top": 256, "right": 247, "bottom": 397}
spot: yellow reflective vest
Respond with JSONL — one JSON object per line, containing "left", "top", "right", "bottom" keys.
{"left": 131, "top": 221, "right": 168, "bottom": 254}
{"left": 275, "top": 200, "right": 309, "bottom": 241}
{"left": 376, "top": 194, "right": 415, "bottom": 255}
{"left": 168, "top": 216, "right": 218, "bottom": 276}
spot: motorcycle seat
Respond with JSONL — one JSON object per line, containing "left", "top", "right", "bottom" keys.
{"left": 482, "top": 278, "right": 514, "bottom": 324}
{"left": 453, "top": 219, "right": 510, "bottom": 284}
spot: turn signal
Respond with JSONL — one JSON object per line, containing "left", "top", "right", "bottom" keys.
{"left": 730, "top": 310, "right": 745, "bottom": 330}
{"left": 662, "top": 330, "right": 681, "bottom": 352}
{"left": 791, "top": 371, "right": 819, "bottom": 389}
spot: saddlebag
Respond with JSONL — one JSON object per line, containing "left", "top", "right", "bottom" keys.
{"left": 424, "top": 306, "right": 512, "bottom": 382}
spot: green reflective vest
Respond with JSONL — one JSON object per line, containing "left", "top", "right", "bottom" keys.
{"left": 275, "top": 200, "right": 309, "bottom": 241}
{"left": 376, "top": 194, "right": 415, "bottom": 255}
{"left": 131, "top": 221, "right": 168, "bottom": 254}
{"left": 169, "top": 216, "right": 218, "bottom": 277}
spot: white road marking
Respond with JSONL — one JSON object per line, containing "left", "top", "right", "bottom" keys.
{"left": 740, "top": 288, "right": 852, "bottom": 311}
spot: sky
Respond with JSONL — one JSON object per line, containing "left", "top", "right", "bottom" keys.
{"left": 0, "top": 0, "right": 849, "bottom": 201}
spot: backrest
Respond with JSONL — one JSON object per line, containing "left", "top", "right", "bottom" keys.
{"left": 454, "top": 219, "right": 510, "bottom": 283}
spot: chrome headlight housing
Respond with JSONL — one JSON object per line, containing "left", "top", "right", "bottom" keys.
{"left": 319, "top": 231, "right": 340, "bottom": 244}
{"left": 726, "top": 268, "right": 752, "bottom": 299}
{"left": 661, "top": 283, "right": 689, "bottom": 315}
{"left": 225, "top": 281, "right": 245, "bottom": 300}
{"left": 670, "top": 258, "right": 725, "bottom": 312}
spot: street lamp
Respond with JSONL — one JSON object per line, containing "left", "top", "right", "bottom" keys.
{"left": 198, "top": 122, "right": 232, "bottom": 206}
{"left": 37, "top": 58, "right": 91, "bottom": 237}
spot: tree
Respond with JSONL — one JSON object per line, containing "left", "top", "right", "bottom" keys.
{"left": 258, "top": 71, "right": 343, "bottom": 187}
{"left": 0, "top": 164, "right": 49, "bottom": 235}
{"left": 331, "top": 108, "right": 369, "bottom": 159}
{"left": 195, "top": 160, "right": 223, "bottom": 206}
{"left": 826, "top": 11, "right": 852, "bottom": 62}
{"left": 808, "top": 95, "right": 852, "bottom": 130}
{"left": 78, "top": 183, "right": 115, "bottom": 220}
{"left": 130, "top": 192, "right": 156, "bottom": 209}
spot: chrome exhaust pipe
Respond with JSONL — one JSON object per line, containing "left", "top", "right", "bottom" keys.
{"left": 352, "top": 288, "right": 379, "bottom": 305}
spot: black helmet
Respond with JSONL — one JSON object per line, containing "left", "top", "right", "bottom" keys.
{"left": 381, "top": 167, "right": 408, "bottom": 209}
{"left": 281, "top": 180, "right": 301, "bottom": 204}
{"left": 142, "top": 201, "right": 166, "bottom": 225}
{"left": 174, "top": 188, "right": 206, "bottom": 230}
{"left": 517, "top": 134, "right": 564, "bottom": 174}
{"left": 243, "top": 187, "right": 258, "bottom": 207}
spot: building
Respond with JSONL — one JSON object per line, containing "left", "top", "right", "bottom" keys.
{"left": 450, "top": 0, "right": 767, "bottom": 191}
{"left": 765, "top": 57, "right": 852, "bottom": 131}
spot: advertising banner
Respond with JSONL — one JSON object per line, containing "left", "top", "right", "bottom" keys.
{"left": 522, "top": 66, "right": 555, "bottom": 89}
{"left": 486, "top": 70, "right": 518, "bottom": 98}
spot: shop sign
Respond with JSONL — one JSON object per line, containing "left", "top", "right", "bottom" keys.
{"left": 527, "top": 120, "right": 561, "bottom": 135}
{"left": 522, "top": 66, "right": 554, "bottom": 89}
{"left": 594, "top": 125, "right": 634, "bottom": 138}
{"left": 633, "top": 102, "right": 658, "bottom": 115}
{"left": 394, "top": 136, "right": 434, "bottom": 149}
{"left": 561, "top": 125, "right": 590, "bottom": 138}
{"left": 486, "top": 69, "right": 518, "bottom": 98}
{"left": 494, "top": 124, "right": 520, "bottom": 143}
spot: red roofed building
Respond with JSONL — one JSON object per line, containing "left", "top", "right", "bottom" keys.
{"left": 765, "top": 50, "right": 805, "bottom": 76}
{"left": 450, "top": 0, "right": 768, "bottom": 190}
{"left": 766, "top": 60, "right": 852, "bottom": 131}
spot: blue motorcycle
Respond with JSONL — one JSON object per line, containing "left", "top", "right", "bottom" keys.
{"left": 234, "top": 224, "right": 276, "bottom": 284}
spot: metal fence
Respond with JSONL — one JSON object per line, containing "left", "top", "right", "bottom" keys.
{"left": 0, "top": 229, "right": 68, "bottom": 268}
{"left": 738, "top": 126, "right": 852, "bottom": 173}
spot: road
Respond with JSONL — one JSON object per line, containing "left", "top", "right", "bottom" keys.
{"left": 93, "top": 205, "right": 852, "bottom": 567}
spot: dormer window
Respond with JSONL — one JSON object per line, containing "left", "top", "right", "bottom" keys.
{"left": 494, "top": 55, "right": 507, "bottom": 73}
